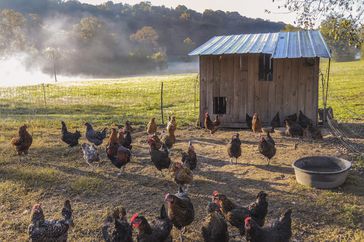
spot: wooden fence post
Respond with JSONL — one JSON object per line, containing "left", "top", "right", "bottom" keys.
{"left": 42, "top": 83, "right": 47, "bottom": 107}
{"left": 160, "top": 81, "right": 164, "bottom": 124}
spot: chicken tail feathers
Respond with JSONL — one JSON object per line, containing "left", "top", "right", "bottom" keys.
{"left": 160, "top": 204, "right": 168, "bottom": 219}
{"left": 62, "top": 200, "right": 73, "bottom": 226}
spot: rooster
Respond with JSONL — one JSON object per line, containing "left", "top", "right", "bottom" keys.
{"left": 165, "top": 187, "right": 195, "bottom": 242}
{"left": 181, "top": 141, "right": 197, "bottom": 170}
{"left": 227, "top": 133, "right": 242, "bottom": 164}
{"left": 102, "top": 207, "right": 133, "bottom": 242}
{"left": 298, "top": 110, "right": 312, "bottom": 128}
{"left": 270, "top": 112, "right": 281, "bottom": 129}
{"left": 147, "top": 117, "right": 157, "bottom": 135}
{"left": 285, "top": 119, "right": 303, "bottom": 137}
{"left": 61, "top": 121, "right": 81, "bottom": 148}
{"left": 81, "top": 143, "right": 100, "bottom": 165}
{"left": 130, "top": 205, "right": 173, "bottom": 242}
{"left": 244, "top": 209, "right": 292, "bottom": 242}
{"left": 258, "top": 136, "right": 276, "bottom": 166}
{"left": 85, "top": 123, "right": 107, "bottom": 146}
{"left": 204, "top": 112, "right": 220, "bottom": 134}
{"left": 170, "top": 162, "right": 193, "bottom": 192}
{"left": 11, "top": 124, "right": 33, "bottom": 156}
{"left": 148, "top": 136, "right": 171, "bottom": 175}
{"left": 201, "top": 202, "right": 229, "bottom": 242}
{"left": 246, "top": 113, "right": 253, "bottom": 130}
{"left": 252, "top": 113, "right": 262, "bottom": 133}
{"left": 248, "top": 191, "right": 268, "bottom": 227}
{"left": 28, "top": 200, "right": 73, "bottom": 242}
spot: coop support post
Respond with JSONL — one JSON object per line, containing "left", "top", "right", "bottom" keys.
{"left": 323, "top": 58, "right": 331, "bottom": 123}
{"left": 160, "top": 81, "right": 164, "bottom": 125}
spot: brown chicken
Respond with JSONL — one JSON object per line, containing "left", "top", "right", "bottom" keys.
{"left": 148, "top": 136, "right": 171, "bottom": 175}
{"left": 167, "top": 116, "right": 177, "bottom": 133}
{"left": 170, "top": 162, "right": 193, "bottom": 191}
{"left": 117, "top": 128, "right": 125, "bottom": 146}
{"left": 244, "top": 209, "right": 292, "bottom": 242}
{"left": 303, "top": 123, "right": 323, "bottom": 140}
{"left": 161, "top": 128, "right": 176, "bottom": 150}
{"left": 252, "top": 113, "right": 262, "bottom": 133}
{"left": 106, "top": 128, "right": 119, "bottom": 157}
{"left": 201, "top": 202, "right": 229, "bottom": 242}
{"left": 165, "top": 187, "right": 195, "bottom": 242}
{"left": 204, "top": 112, "right": 220, "bottom": 134}
{"left": 227, "top": 133, "right": 242, "bottom": 164}
{"left": 213, "top": 191, "right": 250, "bottom": 236}
{"left": 130, "top": 205, "right": 172, "bottom": 242}
{"left": 285, "top": 119, "right": 303, "bottom": 137}
{"left": 248, "top": 191, "right": 268, "bottom": 227}
{"left": 147, "top": 117, "right": 158, "bottom": 135}
{"left": 11, "top": 125, "right": 33, "bottom": 156}
{"left": 181, "top": 141, "right": 197, "bottom": 170}
{"left": 258, "top": 136, "right": 276, "bottom": 166}
{"left": 107, "top": 130, "right": 131, "bottom": 176}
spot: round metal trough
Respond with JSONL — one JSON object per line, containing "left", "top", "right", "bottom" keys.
{"left": 292, "top": 156, "right": 351, "bottom": 189}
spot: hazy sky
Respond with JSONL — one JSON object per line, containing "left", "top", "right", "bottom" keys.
{"left": 79, "top": 0, "right": 297, "bottom": 24}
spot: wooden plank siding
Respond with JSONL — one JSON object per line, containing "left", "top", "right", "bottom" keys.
{"left": 199, "top": 55, "right": 319, "bottom": 128}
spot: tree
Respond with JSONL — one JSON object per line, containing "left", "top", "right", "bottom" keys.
{"left": 130, "top": 26, "right": 159, "bottom": 48}
{"left": 44, "top": 47, "right": 61, "bottom": 82}
{"left": 273, "top": 0, "right": 363, "bottom": 47}
{"left": 281, "top": 24, "right": 302, "bottom": 32}
{"left": 0, "top": 9, "right": 26, "bottom": 55}
{"left": 74, "top": 16, "right": 105, "bottom": 42}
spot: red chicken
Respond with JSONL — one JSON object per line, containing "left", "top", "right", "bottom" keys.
{"left": 204, "top": 112, "right": 220, "bottom": 134}
{"left": 181, "top": 141, "right": 197, "bottom": 170}
{"left": 244, "top": 209, "right": 292, "bottom": 242}
{"left": 252, "top": 113, "right": 262, "bottom": 133}
{"left": 11, "top": 124, "right": 33, "bottom": 156}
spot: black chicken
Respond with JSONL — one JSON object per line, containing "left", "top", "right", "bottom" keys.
{"left": 28, "top": 200, "right": 73, "bottom": 242}
{"left": 270, "top": 112, "right": 281, "bottom": 129}
{"left": 246, "top": 113, "right": 253, "bottom": 130}
{"left": 130, "top": 205, "right": 173, "bottom": 242}
{"left": 258, "top": 136, "right": 276, "bottom": 165}
{"left": 285, "top": 119, "right": 303, "bottom": 137}
{"left": 248, "top": 191, "right": 268, "bottom": 227}
{"left": 201, "top": 202, "right": 229, "bottom": 242}
{"left": 298, "top": 110, "right": 313, "bottom": 128}
{"left": 102, "top": 207, "right": 133, "bottom": 242}
{"left": 148, "top": 136, "right": 171, "bottom": 175}
{"left": 165, "top": 187, "right": 195, "bottom": 242}
{"left": 61, "top": 121, "right": 81, "bottom": 147}
{"left": 227, "top": 133, "right": 241, "bottom": 164}
{"left": 285, "top": 113, "right": 297, "bottom": 122}
{"left": 85, "top": 122, "right": 107, "bottom": 146}
{"left": 107, "top": 145, "right": 131, "bottom": 176}
{"left": 122, "top": 130, "right": 132, "bottom": 150}
{"left": 303, "top": 123, "right": 323, "bottom": 140}
{"left": 245, "top": 209, "right": 292, "bottom": 242}
{"left": 181, "top": 141, "right": 197, "bottom": 170}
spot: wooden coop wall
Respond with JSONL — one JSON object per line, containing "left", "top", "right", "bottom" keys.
{"left": 199, "top": 55, "right": 319, "bottom": 128}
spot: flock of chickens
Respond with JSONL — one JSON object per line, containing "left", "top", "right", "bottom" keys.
{"left": 10, "top": 110, "right": 322, "bottom": 242}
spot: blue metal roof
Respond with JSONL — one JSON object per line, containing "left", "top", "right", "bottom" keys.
{"left": 189, "top": 30, "right": 331, "bottom": 58}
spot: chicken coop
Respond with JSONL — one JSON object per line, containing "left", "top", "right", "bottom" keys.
{"left": 189, "top": 31, "right": 331, "bottom": 128}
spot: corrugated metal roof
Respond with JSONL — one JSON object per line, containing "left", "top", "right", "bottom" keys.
{"left": 189, "top": 30, "right": 331, "bottom": 58}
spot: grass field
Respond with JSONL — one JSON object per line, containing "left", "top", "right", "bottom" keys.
{"left": 0, "top": 60, "right": 363, "bottom": 241}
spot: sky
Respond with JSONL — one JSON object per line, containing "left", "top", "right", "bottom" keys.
{"left": 79, "top": 0, "right": 297, "bottom": 24}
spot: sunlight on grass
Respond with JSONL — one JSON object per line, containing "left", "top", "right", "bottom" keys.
{"left": 70, "top": 176, "right": 107, "bottom": 195}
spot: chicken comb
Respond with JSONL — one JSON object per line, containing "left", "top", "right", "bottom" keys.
{"left": 130, "top": 213, "right": 139, "bottom": 223}
{"left": 164, "top": 193, "right": 171, "bottom": 201}
{"left": 212, "top": 191, "right": 219, "bottom": 197}
{"left": 244, "top": 216, "right": 252, "bottom": 224}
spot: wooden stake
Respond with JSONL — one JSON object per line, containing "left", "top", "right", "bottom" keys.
{"left": 161, "top": 81, "right": 164, "bottom": 124}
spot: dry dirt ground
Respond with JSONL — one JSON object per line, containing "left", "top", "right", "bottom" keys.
{"left": 0, "top": 125, "right": 363, "bottom": 241}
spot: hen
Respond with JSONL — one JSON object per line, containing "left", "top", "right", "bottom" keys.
{"left": 167, "top": 116, "right": 177, "bottom": 133}
{"left": 285, "top": 113, "right": 297, "bottom": 122}
{"left": 81, "top": 143, "right": 100, "bottom": 165}
{"left": 248, "top": 191, "right": 268, "bottom": 227}
{"left": 285, "top": 119, "right": 303, "bottom": 137}
{"left": 252, "top": 113, "right": 262, "bottom": 133}
{"left": 85, "top": 123, "right": 107, "bottom": 146}
{"left": 122, "top": 130, "right": 132, "bottom": 150}
{"left": 161, "top": 128, "right": 176, "bottom": 150}
{"left": 106, "top": 128, "right": 120, "bottom": 157}
{"left": 298, "top": 110, "right": 312, "bottom": 128}
{"left": 227, "top": 133, "right": 242, "bottom": 164}
{"left": 147, "top": 117, "right": 158, "bottom": 135}
{"left": 61, "top": 121, "right": 81, "bottom": 147}
{"left": 244, "top": 209, "right": 292, "bottom": 242}
{"left": 212, "top": 191, "right": 250, "bottom": 236}
{"left": 246, "top": 113, "right": 253, "bottom": 130}
{"left": 28, "top": 200, "right": 73, "bottom": 242}
{"left": 165, "top": 187, "right": 195, "bottom": 242}
{"left": 148, "top": 136, "right": 171, "bottom": 175}
{"left": 303, "top": 123, "right": 323, "bottom": 140}
{"left": 102, "top": 207, "right": 133, "bottom": 242}
{"left": 201, "top": 202, "right": 229, "bottom": 242}
{"left": 130, "top": 205, "right": 173, "bottom": 242}
{"left": 204, "top": 112, "right": 220, "bottom": 134}
{"left": 106, "top": 134, "right": 131, "bottom": 176}
{"left": 270, "top": 112, "right": 281, "bottom": 129}
{"left": 124, "top": 121, "right": 134, "bottom": 133}
{"left": 11, "top": 124, "right": 33, "bottom": 155}
{"left": 181, "top": 141, "right": 197, "bottom": 170}
{"left": 258, "top": 136, "right": 276, "bottom": 166}
{"left": 171, "top": 162, "right": 193, "bottom": 191}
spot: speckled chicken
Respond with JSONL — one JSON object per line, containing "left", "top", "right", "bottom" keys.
{"left": 285, "top": 119, "right": 303, "bottom": 137}
{"left": 245, "top": 209, "right": 292, "bottom": 242}
{"left": 170, "top": 162, "right": 193, "bottom": 191}
{"left": 227, "top": 133, "right": 241, "bottom": 164}
{"left": 28, "top": 200, "right": 73, "bottom": 242}
{"left": 130, "top": 205, "right": 173, "bottom": 242}
{"left": 11, "top": 124, "right": 32, "bottom": 155}
{"left": 102, "top": 207, "right": 133, "bottom": 242}
{"left": 148, "top": 136, "right": 171, "bottom": 175}
{"left": 165, "top": 187, "right": 195, "bottom": 242}
{"left": 81, "top": 143, "right": 100, "bottom": 165}
{"left": 181, "top": 141, "right": 197, "bottom": 170}
{"left": 147, "top": 117, "right": 158, "bottom": 135}
{"left": 258, "top": 135, "right": 276, "bottom": 165}
{"left": 61, "top": 121, "right": 81, "bottom": 147}
{"left": 252, "top": 113, "right": 262, "bottom": 133}
{"left": 85, "top": 122, "right": 107, "bottom": 146}
{"left": 204, "top": 112, "right": 220, "bottom": 134}
{"left": 201, "top": 202, "right": 229, "bottom": 242}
